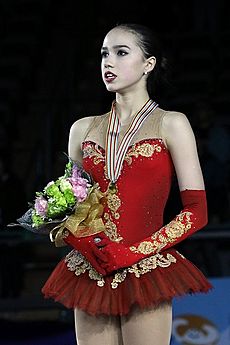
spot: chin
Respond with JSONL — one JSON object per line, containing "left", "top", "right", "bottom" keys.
{"left": 105, "top": 84, "right": 118, "bottom": 93}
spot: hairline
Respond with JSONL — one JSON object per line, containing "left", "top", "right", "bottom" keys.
{"left": 112, "top": 25, "right": 149, "bottom": 58}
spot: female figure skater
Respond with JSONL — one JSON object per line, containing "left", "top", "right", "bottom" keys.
{"left": 42, "top": 23, "right": 212, "bottom": 345}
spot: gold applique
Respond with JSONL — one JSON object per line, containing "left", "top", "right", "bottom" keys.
{"left": 102, "top": 183, "right": 123, "bottom": 242}
{"left": 83, "top": 144, "right": 105, "bottom": 165}
{"left": 130, "top": 211, "right": 193, "bottom": 255}
{"left": 111, "top": 271, "right": 128, "bottom": 289}
{"left": 127, "top": 253, "right": 176, "bottom": 277}
{"left": 65, "top": 250, "right": 177, "bottom": 289}
{"left": 106, "top": 193, "right": 121, "bottom": 219}
{"left": 130, "top": 241, "right": 165, "bottom": 255}
{"left": 125, "top": 143, "right": 162, "bottom": 165}
{"left": 164, "top": 211, "right": 192, "bottom": 242}
{"left": 103, "top": 212, "right": 123, "bottom": 242}
{"left": 65, "top": 250, "right": 105, "bottom": 287}
{"left": 111, "top": 253, "right": 176, "bottom": 288}
{"left": 83, "top": 142, "right": 162, "bottom": 167}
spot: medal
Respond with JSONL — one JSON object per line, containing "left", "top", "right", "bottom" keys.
{"left": 105, "top": 99, "right": 158, "bottom": 189}
{"left": 108, "top": 182, "right": 118, "bottom": 194}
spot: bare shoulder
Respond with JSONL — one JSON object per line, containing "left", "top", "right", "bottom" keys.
{"left": 68, "top": 115, "right": 96, "bottom": 162}
{"left": 162, "top": 110, "right": 191, "bottom": 131}
{"left": 162, "top": 110, "right": 194, "bottom": 137}
{"left": 161, "top": 110, "right": 195, "bottom": 148}
{"left": 70, "top": 115, "right": 95, "bottom": 135}
{"left": 70, "top": 112, "right": 109, "bottom": 135}
{"left": 68, "top": 113, "right": 109, "bottom": 161}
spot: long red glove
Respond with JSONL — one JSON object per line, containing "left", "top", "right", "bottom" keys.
{"left": 64, "top": 232, "right": 108, "bottom": 275}
{"left": 99, "top": 189, "right": 208, "bottom": 274}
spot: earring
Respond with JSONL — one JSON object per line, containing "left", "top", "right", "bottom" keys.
{"left": 143, "top": 71, "right": 148, "bottom": 75}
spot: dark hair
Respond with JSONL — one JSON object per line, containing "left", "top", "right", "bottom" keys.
{"left": 114, "top": 23, "right": 170, "bottom": 97}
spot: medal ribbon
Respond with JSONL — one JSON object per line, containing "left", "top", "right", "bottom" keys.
{"left": 105, "top": 99, "right": 158, "bottom": 183}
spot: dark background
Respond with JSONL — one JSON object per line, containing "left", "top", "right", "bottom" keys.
{"left": 0, "top": 0, "right": 230, "bottom": 344}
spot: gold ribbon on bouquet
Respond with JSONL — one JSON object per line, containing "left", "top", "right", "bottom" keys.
{"left": 50, "top": 184, "right": 106, "bottom": 247}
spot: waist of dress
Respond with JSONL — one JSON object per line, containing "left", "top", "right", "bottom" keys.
{"left": 64, "top": 247, "right": 182, "bottom": 289}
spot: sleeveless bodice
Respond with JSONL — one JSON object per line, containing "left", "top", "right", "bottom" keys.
{"left": 81, "top": 107, "right": 174, "bottom": 245}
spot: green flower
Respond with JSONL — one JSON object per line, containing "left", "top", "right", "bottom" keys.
{"left": 32, "top": 210, "right": 44, "bottom": 226}
{"left": 59, "top": 178, "right": 76, "bottom": 206}
{"left": 46, "top": 194, "right": 68, "bottom": 218}
{"left": 63, "top": 189, "right": 75, "bottom": 206}
{"left": 44, "top": 181, "right": 61, "bottom": 198}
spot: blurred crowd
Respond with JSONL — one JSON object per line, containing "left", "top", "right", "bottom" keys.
{"left": 0, "top": 122, "right": 27, "bottom": 230}
{"left": 191, "top": 101, "right": 230, "bottom": 225}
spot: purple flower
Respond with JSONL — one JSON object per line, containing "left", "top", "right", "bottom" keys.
{"left": 69, "top": 177, "right": 89, "bottom": 202}
{"left": 34, "top": 196, "right": 48, "bottom": 217}
{"left": 73, "top": 184, "right": 88, "bottom": 202}
{"left": 71, "top": 164, "right": 82, "bottom": 180}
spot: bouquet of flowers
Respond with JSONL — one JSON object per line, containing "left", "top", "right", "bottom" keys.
{"left": 8, "top": 158, "right": 106, "bottom": 247}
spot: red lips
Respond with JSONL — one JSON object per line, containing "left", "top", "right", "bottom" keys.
{"left": 104, "top": 71, "right": 117, "bottom": 83}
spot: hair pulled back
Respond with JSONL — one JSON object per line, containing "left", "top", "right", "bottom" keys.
{"left": 115, "top": 23, "right": 170, "bottom": 97}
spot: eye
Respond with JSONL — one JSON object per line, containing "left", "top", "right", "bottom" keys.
{"left": 101, "top": 51, "right": 109, "bottom": 58}
{"left": 117, "top": 50, "right": 128, "bottom": 56}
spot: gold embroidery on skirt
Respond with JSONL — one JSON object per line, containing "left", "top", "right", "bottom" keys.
{"left": 65, "top": 250, "right": 105, "bottom": 287}
{"left": 64, "top": 250, "right": 177, "bottom": 288}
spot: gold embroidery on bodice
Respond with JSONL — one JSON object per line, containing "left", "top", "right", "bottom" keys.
{"left": 82, "top": 140, "right": 164, "bottom": 243}
{"left": 125, "top": 142, "right": 162, "bottom": 165}
{"left": 82, "top": 108, "right": 168, "bottom": 245}
{"left": 82, "top": 144, "right": 105, "bottom": 165}
{"left": 104, "top": 187, "right": 123, "bottom": 242}
{"left": 82, "top": 141, "right": 162, "bottom": 166}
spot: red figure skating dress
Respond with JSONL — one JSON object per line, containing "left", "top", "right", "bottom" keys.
{"left": 42, "top": 106, "right": 212, "bottom": 316}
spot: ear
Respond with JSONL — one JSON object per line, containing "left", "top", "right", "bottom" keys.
{"left": 144, "top": 56, "right": 156, "bottom": 74}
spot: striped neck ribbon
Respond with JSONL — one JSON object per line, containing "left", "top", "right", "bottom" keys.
{"left": 105, "top": 99, "right": 158, "bottom": 184}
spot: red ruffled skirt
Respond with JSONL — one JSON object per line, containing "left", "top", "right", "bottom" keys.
{"left": 42, "top": 248, "right": 212, "bottom": 316}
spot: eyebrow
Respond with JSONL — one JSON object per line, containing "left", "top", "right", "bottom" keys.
{"left": 101, "top": 44, "right": 131, "bottom": 50}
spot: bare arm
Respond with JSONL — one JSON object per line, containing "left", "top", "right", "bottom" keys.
{"left": 162, "top": 111, "right": 205, "bottom": 191}
{"left": 68, "top": 116, "right": 95, "bottom": 163}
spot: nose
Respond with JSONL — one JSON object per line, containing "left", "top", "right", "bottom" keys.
{"left": 104, "top": 61, "right": 114, "bottom": 69}
{"left": 103, "top": 56, "right": 114, "bottom": 69}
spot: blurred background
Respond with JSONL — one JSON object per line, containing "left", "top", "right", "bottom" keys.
{"left": 0, "top": 0, "right": 230, "bottom": 344}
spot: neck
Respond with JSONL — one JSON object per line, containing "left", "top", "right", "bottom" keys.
{"left": 115, "top": 91, "right": 150, "bottom": 125}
